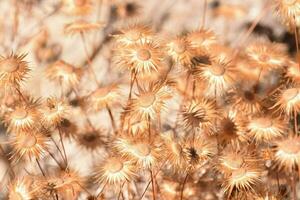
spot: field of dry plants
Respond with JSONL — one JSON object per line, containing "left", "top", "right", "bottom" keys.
{"left": 0, "top": 0, "right": 300, "bottom": 199}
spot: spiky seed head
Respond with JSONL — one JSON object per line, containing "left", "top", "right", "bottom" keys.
{"left": 0, "top": 54, "right": 30, "bottom": 87}
{"left": 64, "top": 20, "right": 105, "bottom": 35}
{"left": 95, "top": 156, "right": 136, "bottom": 185}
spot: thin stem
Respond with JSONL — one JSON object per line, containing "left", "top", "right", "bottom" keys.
{"left": 58, "top": 128, "right": 68, "bottom": 165}
{"left": 150, "top": 169, "right": 156, "bottom": 200}
{"left": 118, "top": 182, "right": 126, "bottom": 200}
{"left": 49, "top": 136, "right": 66, "bottom": 164}
{"left": 148, "top": 115, "right": 152, "bottom": 141}
{"left": 96, "top": 180, "right": 108, "bottom": 198}
{"left": 180, "top": 173, "right": 189, "bottom": 200}
{"left": 291, "top": 169, "right": 297, "bottom": 200}
{"left": 294, "top": 21, "right": 300, "bottom": 69}
{"left": 233, "top": 2, "right": 270, "bottom": 58}
{"left": 128, "top": 70, "right": 138, "bottom": 101}
{"left": 295, "top": 110, "right": 298, "bottom": 135}
{"left": 80, "top": 32, "right": 100, "bottom": 86}
{"left": 200, "top": 0, "right": 207, "bottom": 29}
{"left": 47, "top": 150, "right": 64, "bottom": 169}
{"left": 139, "top": 158, "right": 169, "bottom": 200}
{"left": 36, "top": 159, "right": 46, "bottom": 177}
{"left": 73, "top": 89, "right": 97, "bottom": 131}
{"left": 106, "top": 104, "right": 117, "bottom": 134}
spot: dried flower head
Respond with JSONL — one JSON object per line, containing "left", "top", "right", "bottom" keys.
{"left": 126, "top": 84, "right": 172, "bottom": 120}
{"left": 183, "top": 136, "right": 217, "bottom": 170}
{"left": 222, "top": 164, "right": 262, "bottom": 196}
{"left": 76, "top": 126, "right": 106, "bottom": 151}
{"left": 217, "top": 110, "right": 248, "bottom": 145}
{"left": 166, "top": 36, "right": 195, "bottom": 66}
{"left": 87, "top": 84, "right": 121, "bottom": 111}
{"left": 62, "top": 0, "right": 93, "bottom": 15}
{"left": 95, "top": 156, "right": 136, "bottom": 185}
{"left": 246, "top": 114, "right": 287, "bottom": 142}
{"left": 181, "top": 99, "right": 219, "bottom": 135}
{"left": 274, "top": 0, "right": 300, "bottom": 27}
{"left": 194, "top": 57, "right": 236, "bottom": 98}
{"left": 271, "top": 86, "right": 300, "bottom": 116}
{"left": 41, "top": 97, "right": 70, "bottom": 127}
{"left": 114, "top": 24, "right": 153, "bottom": 46}
{"left": 245, "top": 41, "right": 287, "bottom": 71}
{"left": 4, "top": 100, "right": 40, "bottom": 133}
{"left": 275, "top": 135, "right": 300, "bottom": 172}
{"left": 8, "top": 178, "right": 34, "bottom": 200}
{"left": 285, "top": 60, "right": 300, "bottom": 84}
{"left": 0, "top": 54, "right": 30, "bottom": 87}
{"left": 187, "top": 29, "right": 217, "bottom": 53}
{"left": 10, "top": 131, "right": 49, "bottom": 162}
{"left": 46, "top": 60, "right": 82, "bottom": 91}
{"left": 115, "top": 41, "right": 164, "bottom": 75}
{"left": 114, "top": 135, "right": 162, "bottom": 169}
{"left": 230, "top": 81, "right": 262, "bottom": 114}
{"left": 161, "top": 131, "right": 185, "bottom": 170}
{"left": 64, "top": 20, "right": 104, "bottom": 36}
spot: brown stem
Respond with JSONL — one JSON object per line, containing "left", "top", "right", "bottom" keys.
{"left": 180, "top": 173, "right": 189, "bottom": 200}
{"left": 47, "top": 150, "right": 64, "bottom": 169}
{"left": 106, "top": 104, "right": 117, "bottom": 134}
{"left": 200, "top": 0, "right": 207, "bottom": 29}
{"left": 295, "top": 110, "right": 298, "bottom": 135}
{"left": 128, "top": 70, "right": 138, "bottom": 101}
{"left": 58, "top": 127, "right": 68, "bottom": 165}
{"left": 36, "top": 159, "right": 46, "bottom": 177}
{"left": 233, "top": 2, "right": 270, "bottom": 58}
{"left": 80, "top": 32, "right": 100, "bottom": 86}
{"left": 291, "top": 169, "right": 297, "bottom": 200}
{"left": 150, "top": 169, "right": 156, "bottom": 200}
{"left": 96, "top": 180, "right": 108, "bottom": 198}
{"left": 294, "top": 21, "right": 300, "bottom": 69}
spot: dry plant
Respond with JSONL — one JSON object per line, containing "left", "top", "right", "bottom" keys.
{"left": 0, "top": 0, "right": 300, "bottom": 200}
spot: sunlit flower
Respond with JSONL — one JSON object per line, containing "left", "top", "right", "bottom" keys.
{"left": 87, "top": 84, "right": 121, "bottom": 111}
{"left": 0, "top": 53, "right": 30, "bottom": 87}
{"left": 275, "top": 135, "right": 300, "bottom": 172}
{"left": 95, "top": 156, "right": 136, "bottom": 185}
{"left": 10, "top": 131, "right": 49, "bottom": 162}
{"left": 64, "top": 20, "right": 105, "bottom": 36}
{"left": 46, "top": 60, "right": 82, "bottom": 91}
{"left": 115, "top": 41, "right": 164, "bottom": 75}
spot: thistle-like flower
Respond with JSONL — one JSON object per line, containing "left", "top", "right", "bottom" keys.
{"left": 46, "top": 60, "right": 82, "bottom": 91}
{"left": 114, "top": 24, "right": 153, "bottom": 46}
{"left": 271, "top": 86, "right": 300, "bottom": 116}
{"left": 62, "top": 0, "right": 93, "bottom": 16}
{"left": 8, "top": 178, "right": 34, "bottom": 200}
{"left": 114, "top": 134, "right": 162, "bottom": 169}
{"left": 194, "top": 57, "right": 236, "bottom": 98}
{"left": 165, "top": 36, "right": 195, "bottom": 67}
{"left": 274, "top": 0, "right": 300, "bottom": 28}
{"left": 95, "top": 156, "right": 136, "bottom": 185}
{"left": 187, "top": 29, "right": 217, "bottom": 53}
{"left": 115, "top": 41, "right": 164, "bottom": 75}
{"left": 10, "top": 131, "right": 49, "bottom": 162}
{"left": 161, "top": 131, "right": 185, "bottom": 170}
{"left": 87, "top": 84, "right": 121, "bottom": 111}
{"left": 183, "top": 136, "right": 217, "bottom": 170}
{"left": 4, "top": 100, "right": 40, "bottom": 133}
{"left": 64, "top": 20, "right": 104, "bottom": 36}
{"left": 41, "top": 97, "right": 70, "bottom": 128}
{"left": 126, "top": 84, "right": 172, "bottom": 120}
{"left": 245, "top": 114, "right": 287, "bottom": 142}
{"left": 181, "top": 99, "right": 219, "bottom": 135}
{"left": 245, "top": 41, "right": 287, "bottom": 71}
{"left": 275, "top": 135, "right": 300, "bottom": 172}
{"left": 0, "top": 53, "right": 30, "bottom": 87}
